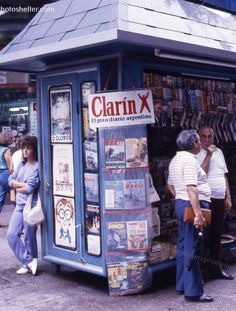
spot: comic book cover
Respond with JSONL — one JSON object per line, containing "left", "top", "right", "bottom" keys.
{"left": 53, "top": 144, "right": 74, "bottom": 197}
{"left": 124, "top": 179, "right": 146, "bottom": 209}
{"left": 50, "top": 87, "right": 72, "bottom": 143}
{"left": 84, "top": 140, "right": 98, "bottom": 170}
{"left": 107, "top": 222, "right": 127, "bottom": 252}
{"left": 104, "top": 138, "right": 125, "bottom": 169}
{"left": 85, "top": 204, "right": 100, "bottom": 234}
{"left": 84, "top": 173, "right": 99, "bottom": 202}
{"left": 127, "top": 260, "right": 149, "bottom": 290}
{"left": 104, "top": 181, "right": 124, "bottom": 209}
{"left": 127, "top": 221, "right": 148, "bottom": 251}
{"left": 125, "top": 138, "right": 148, "bottom": 168}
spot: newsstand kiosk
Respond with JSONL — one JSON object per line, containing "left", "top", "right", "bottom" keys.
{"left": 1, "top": 0, "right": 236, "bottom": 296}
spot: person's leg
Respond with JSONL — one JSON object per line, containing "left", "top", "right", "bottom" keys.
{"left": 24, "top": 223, "right": 38, "bottom": 259}
{"left": 209, "top": 198, "right": 225, "bottom": 274}
{"left": 184, "top": 222, "right": 204, "bottom": 297}
{"left": 0, "top": 169, "right": 10, "bottom": 212}
{"left": 7, "top": 205, "right": 33, "bottom": 266}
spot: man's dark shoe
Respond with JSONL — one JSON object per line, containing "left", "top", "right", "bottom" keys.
{"left": 176, "top": 290, "right": 184, "bottom": 295}
{"left": 185, "top": 293, "right": 214, "bottom": 303}
{"left": 0, "top": 223, "right": 8, "bottom": 228}
{"left": 213, "top": 270, "right": 234, "bottom": 280}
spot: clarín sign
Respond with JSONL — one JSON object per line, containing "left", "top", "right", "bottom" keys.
{"left": 88, "top": 89, "right": 154, "bottom": 128}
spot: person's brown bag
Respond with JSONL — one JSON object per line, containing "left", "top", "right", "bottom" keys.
{"left": 184, "top": 206, "right": 211, "bottom": 225}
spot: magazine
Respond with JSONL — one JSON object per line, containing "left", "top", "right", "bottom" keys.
{"left": 104, "top": 181, "right": 124, "bottom": 209}
{"left": 83, "top": 108, "right": 97, "bottom": 142}
{"left": 87, "top": 234, "right": 101, "bottom": 256}
{"left": 124, "top": 179, "right": 146, "bottom": 209}
{"left": 127, "top": 221, "right": 148, "bottom": 251}
{"left": 104, "top": 179, "right": 146, "bottom": 210}
{"left": 104, "top": 138, "right": 125, "bottom": 168}
{"left": 107, "top": 257, "right": 150, "bottom": 293}
{"left": 84, "top": 173, "right": 99, "bottom": 202}
{"left": 85, "top": 204, "right": 100, "bottom": 234}
{"left": 84, "top": 140, "right": 98, "bottom": 170}
{"left": 125, "top": 138, "right": 148, "bottom": 168}
{"left": 107, "top": 222, "right": 127, "bottom": 252}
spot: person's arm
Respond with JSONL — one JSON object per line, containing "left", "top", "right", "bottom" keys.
{"left": 4, "top": 149, "right": 13, "bottom": 173}
{"left": 200, "top": 145, "right": 216, "bottom": 173}
{"left": 187, "top": 185, "right": 206, "bottom": 228}
{"left": 167, "top": 184, "right": 176, "bottom": 198}
{"left": 225, "top": 175, "right": 232, "bottom": 214}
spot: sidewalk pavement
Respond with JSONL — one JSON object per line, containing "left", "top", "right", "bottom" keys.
{"left": 1, "top": 204, "right": 236, "bottom": 311}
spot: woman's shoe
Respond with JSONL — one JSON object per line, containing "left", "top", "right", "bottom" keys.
{"left": 16, "top": 266, "right": 29, "bottom": 275}
{"left": 27, "top": 258, "right": 37, "bottom": 276}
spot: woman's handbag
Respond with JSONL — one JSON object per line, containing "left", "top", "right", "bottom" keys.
{"left": 184, "top": 206, "right": 211, "bottom": 225}
{"left": 23, "top": 192, "right": 45, "bottom": 225}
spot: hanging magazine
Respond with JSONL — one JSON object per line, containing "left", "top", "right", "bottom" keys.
{"left": 104, "top": 138, "right": 125, "bottom": 169}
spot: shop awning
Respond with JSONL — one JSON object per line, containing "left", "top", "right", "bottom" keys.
{"left": 1, "top": 0, "right": 236, "bottom": 72}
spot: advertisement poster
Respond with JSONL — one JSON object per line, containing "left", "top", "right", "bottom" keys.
{"left": 88, "top": 89, "right": 154, "bottom": 128}
{"left": 125, "top": 137, "right": 148, "bottom": 168}
{"left": 54, "top": 196, "right": 76, "bottom": 249}
{"left": 53, "top": 144, "right": 74, "bottom": 197}
{"left": 50, "top": 87, "right": 72, "bottom": 142}
{"left": 84, "top": 173, "right": 99, "bottom": 202}
{"left": 104, "top": 138, "right": 125, "bottom": 168}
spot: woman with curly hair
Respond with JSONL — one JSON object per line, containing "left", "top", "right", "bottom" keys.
{"left": 7, "top": 135, "right": 40, "bottom": 275}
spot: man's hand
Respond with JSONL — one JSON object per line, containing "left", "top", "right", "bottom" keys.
{"left": 225, "top": 197, "right": 232, "bottom": 215}
{"left": 206, "top": 144, "right": 217, "bottom": 154}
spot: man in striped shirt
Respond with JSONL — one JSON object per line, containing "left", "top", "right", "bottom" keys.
{"left": 167, "top": 129, "right": 213, "bottom": 303}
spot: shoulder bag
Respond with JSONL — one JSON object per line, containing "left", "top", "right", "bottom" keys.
{"left": 23, "top": 192, "right": 45, "bottom": 226}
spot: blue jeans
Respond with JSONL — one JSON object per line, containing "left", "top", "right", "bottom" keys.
{"left": 7, "top": 203, "right": 38, "bottom": 265}
{"left": 0, "top": 169, "right": 10, "bottom": 212}
{"left": 175, "top": 199, "right": 209, "bottom": 297}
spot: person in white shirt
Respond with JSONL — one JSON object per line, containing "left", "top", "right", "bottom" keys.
{"left": 197, "top": 126, "right": 233, "bottom": 280}
{"left": 167, "top": 129, "right": 213, "bottom": 303}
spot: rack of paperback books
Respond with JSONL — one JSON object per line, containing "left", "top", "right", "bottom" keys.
{"left": 143, "top": 70, "right": 236, "bottom": 264}
{"left": 99, "top": 125, "right": 153, "bottom": 295}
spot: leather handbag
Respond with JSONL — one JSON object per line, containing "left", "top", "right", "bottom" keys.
{"left": 184, "top": 206, "right": 211, "bottom": 225}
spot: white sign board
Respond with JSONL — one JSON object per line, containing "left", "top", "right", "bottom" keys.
{"left": 88, "top": 89, "right": 154, "bottom": 128}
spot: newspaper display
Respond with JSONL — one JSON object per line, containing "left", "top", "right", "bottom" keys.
{"left": 83, "top": 108, "right": 97, "bottom": 142}
{"left": 53, "top": 144, "right": 74, "bottom": 197}
{"left": 107, "top": 256, "right": 151, "bottom": 295}
{"left": 54, "top": 196, "right": 76, "bottom": 249}
{"left": 84, "top": 173, "right": 99, "bottom": 202}
{"left": 104, "top": 138, "right": 125, "bottom": 168}
{"left": 50, "top": 87, "right": 72, "bottom": 143}
{"left": 104, "top": 179, "right": 146, "bottom": 210}
{"left": 86, "top": 204, "right": 100, "bottom": 234}
{"left": 87, "top": 234, "right": 101, "bottom": 256}
{"left": 127, "top": 221, "right": 148, "bottom": 251}
{"left": 125, "top": 137, "right": 148, "bottom": 168}
{"left": 84, "top": 140, "right": 98, "bottom": 170}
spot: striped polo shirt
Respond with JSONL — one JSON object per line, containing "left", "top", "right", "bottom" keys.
{"left": 168, "top": 151, "right": 211, "bottom": 202}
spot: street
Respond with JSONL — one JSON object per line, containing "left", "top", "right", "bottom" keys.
{"left": 1, "top": 204, "right": 236, "bottom": 311}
